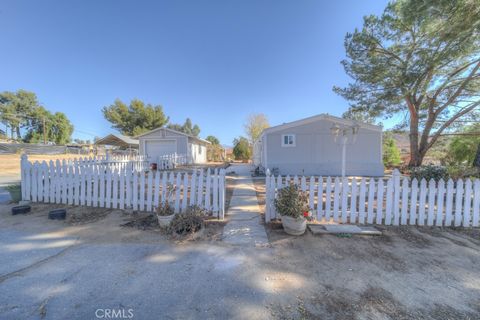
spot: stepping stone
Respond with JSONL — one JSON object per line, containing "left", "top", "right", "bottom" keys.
{"left": 308, "top": 224, "right": 382, "bottom": 236}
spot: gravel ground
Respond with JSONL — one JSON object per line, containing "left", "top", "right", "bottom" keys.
{"left": 0, "top": 200, "right": 479, "bottom": 319}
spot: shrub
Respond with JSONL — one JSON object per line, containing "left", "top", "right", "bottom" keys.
{"left": 447, "top": 124, "right": 480, "bottom": 166}
{"left": 156, "top": 183, "right": 175, "bottom": 216}
{"left": 274, "top": 184, "right": 309, "bottom": 219}
{"left": 383, "top": 134, "right": 402, "bottom": 168}
{"left": 446, "top": 165, "right": 480, "bottom": 180}
{"left": 156, "top": 202, "right": 174, "bottom": 216}
{"left": 169, "top": 205, "right": 209, "bottom": 235}
{"left": 409, "top": 164, "right": 449, "bottom": 181}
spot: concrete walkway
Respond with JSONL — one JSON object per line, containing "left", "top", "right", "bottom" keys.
{"left": 223, "top": 164, "right": 269, "bottom": 247}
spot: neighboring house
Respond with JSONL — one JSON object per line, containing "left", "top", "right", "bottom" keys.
{"left": 94, "top": 134, "right": 139, "bottom": 149}
{"left": 94, "top": 134, "right": 140, "bottom": 156}
{"left": 253, "top": 114, "right": 384, "bottom": 176}
{"left": 136, "top": 127, "right": 210, "bottom": 164}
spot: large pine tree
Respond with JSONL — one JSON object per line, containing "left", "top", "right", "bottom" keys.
{"left": 335, "top": 0, "right": 480, "bottom": 166}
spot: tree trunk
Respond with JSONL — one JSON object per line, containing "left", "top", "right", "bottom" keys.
{"left": 408, "top": 113, "right": 422, "bottom": 167}
{"left": 15, "top": 126, "right": 21, "bottom": 141}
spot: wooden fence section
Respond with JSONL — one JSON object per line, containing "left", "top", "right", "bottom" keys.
{"left": 265, "top": 170, "right": 480, "bottom": 228}
{"left": 21, "top": 155, "right": 226, "bottom": 218}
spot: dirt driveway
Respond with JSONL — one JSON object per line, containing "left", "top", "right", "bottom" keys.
{"left": 0, "top": 201, "right": 479, "bottom": 319}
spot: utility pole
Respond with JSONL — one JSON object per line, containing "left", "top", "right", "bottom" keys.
{"left": 43, "top": 117, "right": 46, "bottom": 144}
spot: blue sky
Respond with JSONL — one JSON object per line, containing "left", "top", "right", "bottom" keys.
{"left": 0, "top": 0, "right": 390, "bottom": 145}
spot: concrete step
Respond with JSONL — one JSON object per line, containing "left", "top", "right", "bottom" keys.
{"left": 308, "top": 224, "right": 382, "bottom": 236}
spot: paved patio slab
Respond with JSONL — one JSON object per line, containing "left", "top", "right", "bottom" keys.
{"left": 308, "top": 224, "right": 382, "bottom": 235}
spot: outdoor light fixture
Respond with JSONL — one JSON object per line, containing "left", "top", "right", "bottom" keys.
{"left": 330, "top": 124, "right": 341, "bottom": 142}
{"left": 330, "top": 122, "right": 360, "bottom": 178}
{"left": 352, "top": 124, "right": 360, "bottom": 143}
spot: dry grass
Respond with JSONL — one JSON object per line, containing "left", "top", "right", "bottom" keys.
{"left": 225, "top": 176, "right": 235, "bottom": 212}
{"left": 0, "top": 154, "right": 82, "bottom": 176}
{"left": 252, "top": 178, "right": 266, "bottom": 214}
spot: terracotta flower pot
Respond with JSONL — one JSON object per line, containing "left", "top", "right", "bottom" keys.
{"left": 157, "top": 214, "right": 175, "bottom": 227}
{"left": 281, "top": 215, "right": 307, "bottom": 235}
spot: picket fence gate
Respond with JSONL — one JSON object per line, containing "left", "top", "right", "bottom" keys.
{"left": 265, "top": 170, "right": 480, "bottom": 228}
{"left": 20, "top": 155, "right": 226, "bottom": 218}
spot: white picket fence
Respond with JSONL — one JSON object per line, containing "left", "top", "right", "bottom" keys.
{"left": 20, "top": 155, "right": 226, "bottom": 218}
{"left": 73, "top": 155, "right": 150, "bottom": 172}
{"left": 154, "top": 153, "right": 188, "bottom": 170}
{"left": 265, "top": 170, "right": 480, "bottom": 228}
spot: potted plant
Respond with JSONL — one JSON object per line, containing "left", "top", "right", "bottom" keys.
{"left": 156, "top": 183, "right": 176, "bottom": 227}
{"left": 274, "top": 184, "right": 311, "bottom": 235}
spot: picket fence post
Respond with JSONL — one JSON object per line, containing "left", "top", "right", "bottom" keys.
{"left": 316, "top": 177, "right": 323, "bottom": 221}
{"left": 218, "top": 170, "right": 225, "bottom": 219}
{"left": 182, "top": 172, "right": 189, "bottom": 212}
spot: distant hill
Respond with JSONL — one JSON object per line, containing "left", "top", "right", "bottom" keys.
{"left": 389, "top": 132, "right": 410, "bottom": 155}
{"left": 388, "top": 131, "right": 451, "bottom": 165}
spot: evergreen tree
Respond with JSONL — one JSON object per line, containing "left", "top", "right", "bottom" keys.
{"left": 102, "top": 99, "right": 169, "bottom": 136}
{"left": 334, "top": 0, "right": 480, "bottom": 166}
{"left": 383, "top": 133, "right": 402, "bottom": 168}
{"left": 233, "top": 137, "right": 251, "bottom": 161}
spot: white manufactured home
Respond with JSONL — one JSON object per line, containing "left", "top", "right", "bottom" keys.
{"left": 136, "top": 127, "right": 210, "bottom": 164}
{"left": 253, "top": 114, "right": 384, "bottom": 176}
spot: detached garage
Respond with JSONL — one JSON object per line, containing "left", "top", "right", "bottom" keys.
{"left": 136, "top": 127, "right": 210, "bottom": 164}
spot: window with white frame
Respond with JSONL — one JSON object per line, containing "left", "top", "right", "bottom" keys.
{"left": 281, "top": 134, "right": 296, "bottom": 147}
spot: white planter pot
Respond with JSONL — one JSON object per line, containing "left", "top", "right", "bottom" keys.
{"left": 157, "top": 214, "right": 175, "bottom": 227}
{"left": 281, "top": 215, "right": 307, "bottom": 236}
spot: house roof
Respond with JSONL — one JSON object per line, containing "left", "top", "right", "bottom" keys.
{"left": 261, "top": 113, "right": 383, "bottom": 137}
{"left": 134, "top": 127, "right": 211, "bottom": 145}
{"left": 94, "top": 134, "right": 139, "bottom": 148}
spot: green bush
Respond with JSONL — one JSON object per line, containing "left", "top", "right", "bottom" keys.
{"left": 274, "top": 184, "right": 309, "bottom": 219}
{"left": 409, "top": 165, "right": 449, "bottom": 181}
{"left": 447, "top": 124, "right": 480, "bottom": 166}
{"left": 383, "top": 135, "right": 402, "bottom": 168}
{"left": 446, "top": 165, "right": 480, "bottom": 180}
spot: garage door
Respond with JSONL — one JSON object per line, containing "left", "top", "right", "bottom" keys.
{"left": 145, "top": 140, "right": 177, "bottom": 159}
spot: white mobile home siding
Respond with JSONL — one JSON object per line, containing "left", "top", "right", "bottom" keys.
{"left": 261, "top": 118, "right": 383, "bottom": 176}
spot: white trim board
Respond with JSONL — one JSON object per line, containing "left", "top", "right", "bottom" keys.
{"left": 262, "top": 114, "right": 382, "bottom": 136}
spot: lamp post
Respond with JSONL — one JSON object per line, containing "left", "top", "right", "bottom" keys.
{"left": 330, "top": 123, "right": 360, "bottom": 178}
